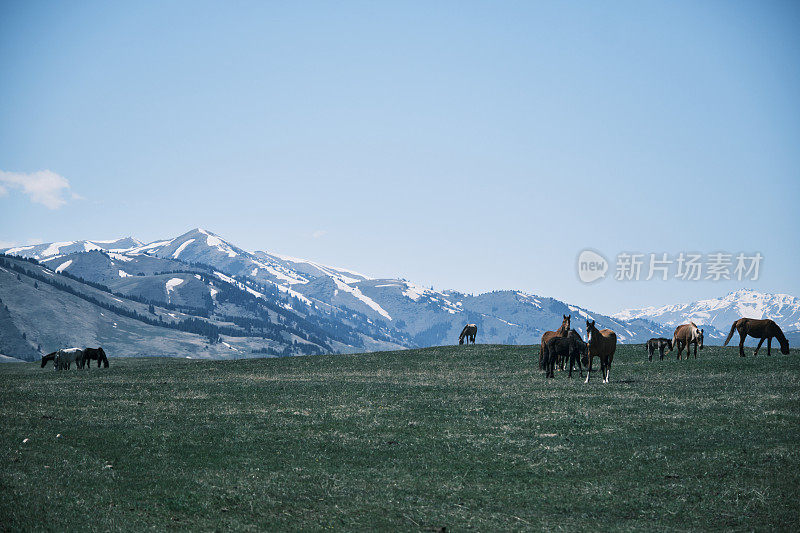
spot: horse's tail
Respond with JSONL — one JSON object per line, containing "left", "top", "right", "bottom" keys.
{"left": 723, "top": 320, "right": 741, "bottom": 346}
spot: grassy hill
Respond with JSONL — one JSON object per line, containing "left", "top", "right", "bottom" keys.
{"left": 1, "top": 344, "right": 798, "bottom": 530}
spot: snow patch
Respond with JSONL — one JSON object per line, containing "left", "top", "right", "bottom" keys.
{"left": 108, "top": 252, "right": 132, "bottom": 262}
{"left": 5, "top": 245, "right": 34, "bottom": 255}
{"left": 42, "top": 241, "right": 75, "bottom": 257}
{"left": 204, "top": 233, "right": 238, "bottom": 258}
{"left": 55, "top": 260, "right": 72, "bottom": 273}
{"left": 332, "top": 279, "right": 392, "bottom": 320}
{"left": 166, "top": 278, "right": 185, "bottom": 294}
{"left": 118, "top": 270, "right": 132, "bottom": 278}
{"left": 172, "top": 239, "right": 195, "bottom": 259}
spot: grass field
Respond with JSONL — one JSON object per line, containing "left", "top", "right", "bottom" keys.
{"left": 1, "top": 344, "right": 799, "bottom": 531}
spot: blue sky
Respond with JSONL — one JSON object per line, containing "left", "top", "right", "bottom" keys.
{"left": 1, "top": 1, "right": 798, "bottom": 314}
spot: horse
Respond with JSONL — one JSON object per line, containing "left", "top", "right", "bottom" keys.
{"left": 540, "top": 315, "right": 570, "bottom": 369}
{"left": 723, "top": 318, "right": 789, "bottom": 357}
{"left": 646, "top": 337, "right": 673, "bottom": 361}
{"left": 458, "top": 324, "right": 477, "bottom": 345}
{"left": 53, "top": 348, "right": 85, "bottom": 371}
{"left": 673, "top": 323, "right": 703, "bottom": 360}
{"left": 543, "top": 329, "right": 586, "bottom": 379}
{"left": 582, "top": 320, "right": 617, "bottom": 384}
{"left": 41, "top": 351, "right": 58, "bottom": 368}
{"left": 79, "top": 347, "right": 109, "bottom": 368}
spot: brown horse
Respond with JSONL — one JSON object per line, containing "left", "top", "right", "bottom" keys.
{"left": 723, "top": 318, "right": 789, "bottom": 357}
{"left": 673, "top": 323, "right": 704, "bottom": 360}
{"left": 540, "top": 314, "right": 570, "bottom": 369}
{"left": 41, "top": 351, "right": 57, "bottom": 368}
{"left": 582, "top": 320, "right": 616, "bottom": 383}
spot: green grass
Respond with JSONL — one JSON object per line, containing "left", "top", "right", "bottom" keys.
{"left": 1, "top": 344, "right": 799, "bottom": 531}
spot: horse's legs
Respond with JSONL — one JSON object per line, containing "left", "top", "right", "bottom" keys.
{"left": 693, "top": 342, "right": 697, "bottom": 359}
{"left": 767, "top": 337, "right": 772, "bottom": 356}
{"left": 738, "top": 331, "right": 746, "bottom": 357}
{"left": 585, "top": 356, "right": 592, "bottom": 383}
{"left": 754, "top": 337, "right": 765, "bottom": 356}
{"left": 605, "top": 359, "right": 610, "bottom": 383}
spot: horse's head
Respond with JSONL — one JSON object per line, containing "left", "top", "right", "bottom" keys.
{"left": 780, "top": 338, "right": 790, "bottom": 355}
{"left": 562, "top": 314, "right": 571, "bottom": 332}
{"left": 586, "top": 320, "right": 595, "bottom": 343}
{"left": 459, "top": 337, "right": 464, "bottom": 345}
{"left": 666, "top": 339, "right": 673, "bottom": 352}
{"left": 98, "top": 347, "right": 109, "bottom": 367}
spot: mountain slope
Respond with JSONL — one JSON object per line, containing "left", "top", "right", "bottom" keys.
{"left": 0, "top": 255, "right": 404, "bottom": 360}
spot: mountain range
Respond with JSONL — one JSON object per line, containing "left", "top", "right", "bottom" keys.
{"left": 1, "top": 229, "right": 797, "bottom": 361}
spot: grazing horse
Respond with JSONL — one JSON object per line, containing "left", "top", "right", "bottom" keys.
{"left": 41, "top": 351, "right": 58, "bottom": 368}
{"left": 582, "top": 320, "right": 617, "bottom": 384}
{"left": 53, "top": 348, "right": 85, "bottom": 371}
{"left": 539, "top": 314, "right": 570, "bottom": 369}
{"left": 673, "top": 323, "right": 703, "bottom": 360}
{"left": 723, "top": 318, "right": 789, "bottom": 357}
{"left": 646, "top": 338, "right": 673, "bottom": 361}
{"left": 459, "top": 324, "right": 477, "bottom": 345}
{"left": 542, "top": 329, "right": 586, "bottom": 379}
{"left": 80, "top": 347, "right": 109, "bottom": 368}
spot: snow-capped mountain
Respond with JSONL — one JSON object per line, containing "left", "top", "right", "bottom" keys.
{"left": 11, "top": 228, "right": 786, "bottom": 360}
{"left": 613, "top": 289, "right": 800, "bottom": 332}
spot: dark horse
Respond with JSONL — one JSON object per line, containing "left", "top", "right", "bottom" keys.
{"left": 41, "top": 351, "right": 57, "bottom": 368}
{"left": 646, "top": 337, "right": 673, "bottom": 361}
{"left": 723, "top": 318, "right": 789, "bottom": 357}
{"left": 79, "top": 347, "right": 109, "bottom": 368}
{"left": 542, "top": 329, "right": 586, "bottom": 379}
{"left": 540, "top": 315, "right": 570, "bottom": 369}
{"left": 673, "top": 323, "right": 703, "bottom": 360}
{"left": 582, "top": 320, "right": 617, "bottom": 384}
{"left": 459, "top": 324, "right": 477, "bottom": 345}
{"left": 42, "top": 347, "right": 108, "bottom": 368}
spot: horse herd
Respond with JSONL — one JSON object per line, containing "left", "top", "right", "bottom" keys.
{"left": 41, "top": 347, "right": 109, "bottom": 370}
{"left": 38, "top": 317, "right": 791, "bottom": 376}
{"left": 458, "top": 315, "right": 792, "bottom": 383}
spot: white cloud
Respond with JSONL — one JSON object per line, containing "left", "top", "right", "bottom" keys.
{"left": 0, "top": 240, "right": 16, "bottom": 249}
{"left": 312, "top": 230, "right": 328, "bottom": 239}
{"left": 0, "top": 169, "right": 76, "bottom": 209}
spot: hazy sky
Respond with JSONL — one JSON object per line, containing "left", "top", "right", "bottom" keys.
{"left": 1, "top": 1, "right": 798, "bottom": 314}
